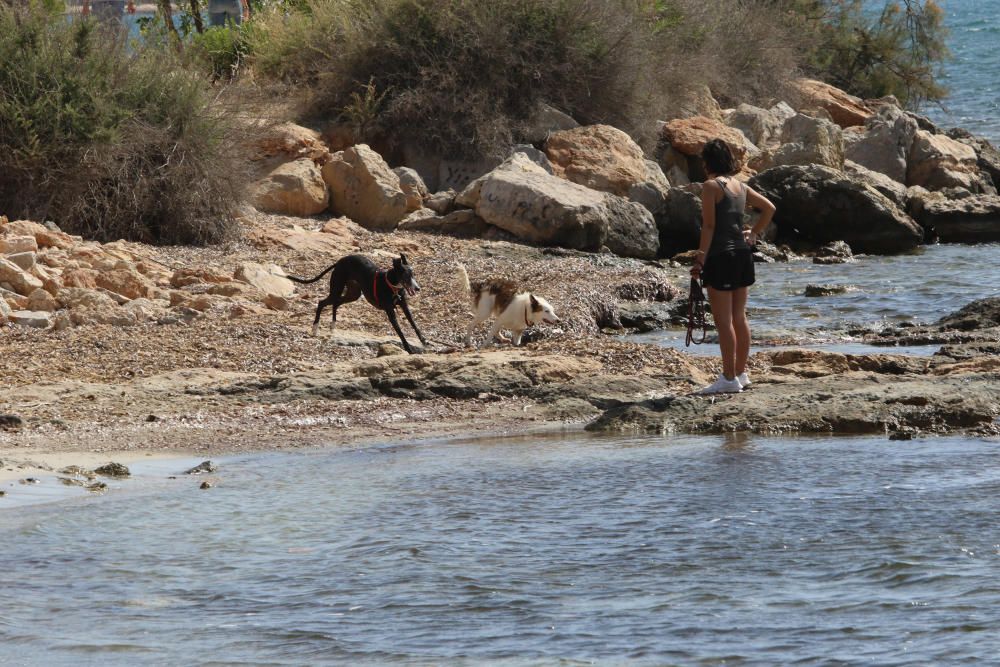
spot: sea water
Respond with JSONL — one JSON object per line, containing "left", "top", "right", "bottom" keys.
{"left": 2, "top": 432, "right": 1000, "bottom": 665}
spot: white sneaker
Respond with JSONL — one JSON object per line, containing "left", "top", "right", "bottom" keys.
{"left": 698, "top": 374, "right": 743, "bottom": 395}
{"left": 737, "top": 372, "right": 751, "bottom": 389}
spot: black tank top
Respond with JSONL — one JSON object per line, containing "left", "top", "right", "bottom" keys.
{"left": 708, "top": 177, "right": 749, "bottom": 257}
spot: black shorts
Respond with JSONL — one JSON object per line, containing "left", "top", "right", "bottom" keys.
{"left": 701, "top": 248, "right": 755, "bottom": 291}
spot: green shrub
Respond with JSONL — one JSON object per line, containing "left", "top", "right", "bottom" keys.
{"left": 793, "top": 0, "right": 949, "bottom": 107}
{"left": 0, "top": 3, "right": 244, "bottom": 244}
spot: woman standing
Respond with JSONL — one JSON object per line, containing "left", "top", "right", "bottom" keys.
{"left": 691, "top": 139, "right": 775, "bottom": 395}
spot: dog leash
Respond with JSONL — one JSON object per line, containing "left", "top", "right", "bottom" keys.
{"left": 685, "top": 277, "right": 708, "bottom": 346}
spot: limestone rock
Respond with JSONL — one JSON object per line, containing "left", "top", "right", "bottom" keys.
{"left": 26, "top": 288, "right": 58, "bottom": 312}
{"left": 251, "top": 158, "right": 330, "bottom": 216}
{"left": 545, "top": 124, "right": 651, "bottom": 197}
{"left": 662, "top": 116, "right": 752, "bottom": 166}
{"left": 251, "top": 122, "right": 329, "bottom": 162}
{"left": 170, "top": 267, "right": 233, "bottom": 288}
{"left": 322, "top": 144, "right": 416, "bottom": 231}
{"left": 0, "top": 235, "right": 38, "bottom": 255}
{"left": 393, "top": 167, "right": 429, "bottom": 211}
{"left": 95, "top": 267, "right": 158, "bottom": 300}
{"left": 793, "top": 78, "right": 873, "bottom": 128}
{"left": 8, "top": 310, "right": 51, "bottom": 329}
{"left": 772, "top": 113, "right": 844, "bottom": 170}
{"left": 844, "top": 160, "right": 908, "bottom": 208}
{"left": 725, "top": 103, "right": 788, "bottom": 149}
{"left": 843, "top": 105, "right": 918, "bottom": 183}
{"left": 908, "top": 130, "right": 987, "bottom": 193}
{"left": 5, "top": 252, "right": 35, "bottom": 271}
{"left": 946, "top": 129, "right": 1000, "bottom": 189}
{"left": 521, "top": 103, "right": 580, "bottom": 143}
{"left": 234, "top": 262, "right": 295, "bottom": 298}
{"left": 0, "top": 258, "right": 44, "bottom": 296}
{"left": 461, "top": 153, "right": 659, "bottom": 258}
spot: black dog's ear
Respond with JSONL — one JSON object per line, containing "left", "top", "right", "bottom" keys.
{"left": 399, "top": 253, "right": 409, "bottom": 265}
{"left": 392, "top": 256, "right": 402, "bottom": 267}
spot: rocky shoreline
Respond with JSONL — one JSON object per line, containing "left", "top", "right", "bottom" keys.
{"left": 3, "top": 79, "right": 1000, "bottom": 487}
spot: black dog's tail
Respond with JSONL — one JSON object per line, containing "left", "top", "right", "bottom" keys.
{"left": 286, "top": 264, "right": 336, "bottom": 285}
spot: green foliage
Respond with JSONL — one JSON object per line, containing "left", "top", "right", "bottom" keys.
{"left": 0, "top": 4, "right": 243, "bottom": 244}
{"left": 797, "top": 0, "right": 949, "bottom": 106}
{"left": 193, "top": 24, "right": 251, "bottom": 80}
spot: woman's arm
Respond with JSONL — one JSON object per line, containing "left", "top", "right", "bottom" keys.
{"left": 744, "top": 186, "right": 776, "bottom": 246}
{"left": 692, "top": 182, "right": 719, "bottom": 276}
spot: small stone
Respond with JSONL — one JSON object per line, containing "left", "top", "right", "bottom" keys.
{"left": 185, "top": 461, "right": 218, "bottom": 475}
{"left": 19, "top": 478, "right": 40, "bottom": 485}
{"left": 200, "top": 481, "right": 213, "bottom": 490}
{"left": 804, "top": 284, "right": 850, "bottom": 297}
{"left": 146, "top": 414, "right": 159, "bottom": 422}
{"left": 889, "top": 429, "right": 915, "bottom": 441}
{"left": 0, "top": 414, "right": 23, "bottom": 429}
{"left": 377, "top": 343, "right": 405, "bottom": 357}
{"left": 94, "top": 462, "right": 131, "bottom": 478}
{"left": 87, "top": 482, "right": 108, "bottom": 493}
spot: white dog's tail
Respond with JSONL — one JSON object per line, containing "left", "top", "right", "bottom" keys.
{"left": 456, "top": 262, "right": 471, "bottom": 294}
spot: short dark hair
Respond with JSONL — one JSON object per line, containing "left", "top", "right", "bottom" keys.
{"left": 701, "top": 138, "right": 738, "bottom": 175}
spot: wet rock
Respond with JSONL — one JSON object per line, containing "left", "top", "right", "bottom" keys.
{"left": 87, "top": 482, "right": 108, "bottom": 493}
{"left": 20, "top": 477, "right": 41, "bottom": 485}
{"left": 812, "top": 240, "right": 854, "bottom": 264}
{"left": 804, "top": 284, "right": 849, "bottom": 297}
{"left": 616, "top": 302, "right": 675, "bottom": 332}
{"left": 94, "top": 462, "right": 130, "bottom": 478}
{"left": 587, "top": 368, "right": 998, "bottom": 436}
{"left": 200, "top": 481, "right": 213, "bottom": 489}
{"left": 750, "top": 164, "right": 922, "bottom": 254}
{"left": 934, "top": 297, "right": 1000, "bottom": 332}
{"left": 185, "top": 461, "right": 218, "bottom": 475}
{"left": 909, "top": 193, "right": 1000, "bottom": 243}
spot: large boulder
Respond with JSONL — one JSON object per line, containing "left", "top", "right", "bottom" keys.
{"left": 545, "top": 124, "right": 651, "bottom": 197}
{"left": 946, "top": 129, "right": 1000, "bottom": 189}
{"left": 771, "top": 113, "right": 844, "bottom": 170}
{"left": 750, "top": 164, "right": 923, "bottom": 254}
{"left": 393, "top": 167, "right": 429, "bottom": 211}
{"left": 844, "top": 160, "right": 909, "bottom": 209}
{"left": 907, "top": 130, "right": 986, "bottom": 192}
{"left": 792, "top": 78, "right": 873, "bottom": 128}
{"left": 0, "top": 235, "right": 38, "bottom": 255}
{"left": 458, "top": 153, "right": 659, "bottom": 258}
{"left": 251, "top": 158, "right": 330, "bottom": 216}
{"left": 322, "top": 144, "right": 417, "bottom": 231}
{"left": 909, "top": 193, "right": 1000, "bottom": 243}
{"left": 725, "top": 102, "right": 794, "bottom": 149}
{"left": 843, "top": 105, "right": 918, "bottom": 183}
{"left": 521, "top": 103, "right": 579, "bottom": 144}
{"left": 545, "top": 125, "right": 669, "bottom": 214}
{"left": 250, "top": 122, "right": 329, "bottom": 163}
{"left": 657, "top": 186, "right": 703, "bottom": 257}
{"left": 661, "top": 116, "right": 753, "bottom": 166}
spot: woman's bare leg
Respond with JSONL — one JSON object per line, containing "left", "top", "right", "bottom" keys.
{"left": 732, "top": 287, "right": 751, "bottom": 375}
{"left": 707, "top": 287, "right": 737, "bottom": 379}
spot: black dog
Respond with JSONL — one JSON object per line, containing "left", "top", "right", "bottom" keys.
{"left": 287, "top": 254, "right": 428, "bottom": 353}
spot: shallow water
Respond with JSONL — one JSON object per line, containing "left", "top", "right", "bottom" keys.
{"left": 640, "top": 243, "right": 1000, "bottom": 355}
{"left": 3, "top": 432, "right": 1000, "bottom": 665}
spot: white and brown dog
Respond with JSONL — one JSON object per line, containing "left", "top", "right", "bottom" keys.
{"left": 457, "top": 264, "right": 560, "bottom": 347}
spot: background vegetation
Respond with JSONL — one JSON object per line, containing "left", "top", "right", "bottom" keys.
{"left": 0, "top": 1, "right": 244, "bottom": 244}
{"left": 0, "top": 0, "right": 949, "bottom": 244}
